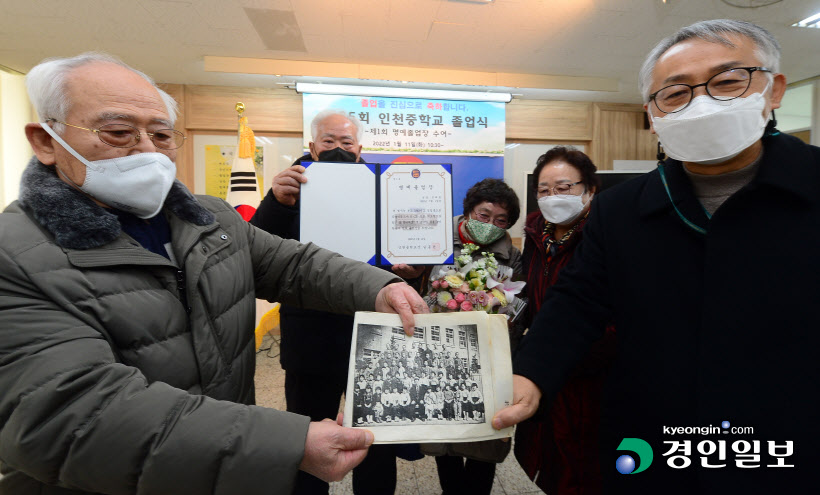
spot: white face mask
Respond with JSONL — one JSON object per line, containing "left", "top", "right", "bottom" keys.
{"left": 41, "top": 122, "right": 176, "bottom": 219}
{"left": 650, "top": 85, "right": 771, "bottom": 165}
{"left": 537, "top": 193, "right": 590, "bottom": 225}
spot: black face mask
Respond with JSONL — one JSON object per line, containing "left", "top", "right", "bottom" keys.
{"left": 317, "top": 147, "right": 358, "bottom": 162}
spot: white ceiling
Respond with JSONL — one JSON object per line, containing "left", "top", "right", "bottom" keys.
{"left": 1, "top": 0, "right": 819, "bottom": 105}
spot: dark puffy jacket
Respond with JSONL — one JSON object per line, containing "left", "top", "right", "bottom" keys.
{"left": 0, "top": 159, "right": 398, "bottom": 494}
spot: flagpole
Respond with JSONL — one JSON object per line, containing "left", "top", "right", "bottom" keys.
{"left": 226, "top": 102, "right": 261, "bottom": 221}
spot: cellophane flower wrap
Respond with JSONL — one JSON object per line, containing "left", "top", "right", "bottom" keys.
{"left": 425, "top": 243, "right": 526, "bottom": 318}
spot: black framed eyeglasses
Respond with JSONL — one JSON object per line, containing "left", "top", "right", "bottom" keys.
{"left": 649, "top": 67, "right": 771, "bottom": 114}
{"left": 47, "top": 119, "right": 186, "bottom": 150}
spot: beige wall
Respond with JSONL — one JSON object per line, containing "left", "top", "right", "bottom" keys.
{"left": 159, "top": 83, "right": 657, "bottom": 191}
{"left": 0, "top": 72, "right": 36, "bottom": 208}
{"left": 0, "top": 79, "right": 655, "bottom": 251}
{"left": 0, "top": 79, "right": 656, "bottom": 212}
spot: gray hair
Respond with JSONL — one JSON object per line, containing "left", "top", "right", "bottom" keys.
{"left": 639, "top": 19, "right": 781, "bottom": 102}
{"left": 310, "top": 108, "right": 363, "bottom": 142}
{"left": 25, "top": 52, "right": 179, "bottom": 133}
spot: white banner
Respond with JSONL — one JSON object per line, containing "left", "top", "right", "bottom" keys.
{"left": 303, "top": 93, "right": 505, "bottom": 156}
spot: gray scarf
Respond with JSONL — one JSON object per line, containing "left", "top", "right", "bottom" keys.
{"left": 17, "top": 157, "right": 215, "bottom": 249}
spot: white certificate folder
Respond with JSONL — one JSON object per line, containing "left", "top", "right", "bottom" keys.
{"left": 300, "top": 162, "right": 454, "bottom": 266}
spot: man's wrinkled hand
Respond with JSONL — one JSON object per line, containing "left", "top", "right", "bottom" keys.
{"left": 492, "top": 374, "right": 542, "bottom": 430}
{"left": 271, "top": 165, "right": 307, "bottom": 206}
{"left": 375, "top": 282, "right": 429, "bottom": 336}
{"left": 298, "top": 418, "right": 374, "bottom": 482}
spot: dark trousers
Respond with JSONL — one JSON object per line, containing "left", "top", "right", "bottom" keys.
{"left": 351, "top": 444, "right": 398, "bottom": 495}
{"left": 435, "top": 455, "right": 496, "bottom": 495}
{"left": 284, "top": 371, "right": 397, "bottom": 495}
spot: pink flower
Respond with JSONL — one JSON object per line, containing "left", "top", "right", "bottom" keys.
{"left": 440, "top": 280, "right": 449, "bottom": 289}
{"left": 454, "top": 292, "right": 466, "bottom": 304}
{"left": 468, "top": 291, "right": 480, "bottom": 305}
{"left": 458, "top": 283, "right": 470, "bottom": 293}
{"left": 460, "top": 301, "right": 474, "bottom": 311}
{"left": 432, "top": 280, "right": 441, "bottom": 289}
{"left": 446, "top": 299, "right": 459, "bottom": 310}
{"left": 478, "top": 291, "right": 491, "bottom": 306}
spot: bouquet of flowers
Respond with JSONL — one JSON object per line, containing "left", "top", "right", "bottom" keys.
{"left": 426, "top": 243, "right": 526, "bottom": 321}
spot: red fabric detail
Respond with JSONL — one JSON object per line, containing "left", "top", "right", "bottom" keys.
{"left": 234, "top": 204, "right": 257, "bottom": 222}
{"left": 523, "top": 211, "right": 586, "bottom": 321}
{"left": 457, "top": 219, "right": 474, "bottom": 246}
{"left": 516, "top": 210, "right": 614, "bottom": 495}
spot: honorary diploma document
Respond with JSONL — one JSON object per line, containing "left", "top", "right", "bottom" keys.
{"left": 300, "top": 162, "right": 454, "bottom": 266}
{"left": 380, "top": 163, "right": 453, "bottom": 265}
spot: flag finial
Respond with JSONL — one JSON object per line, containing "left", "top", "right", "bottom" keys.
{"left": 227, "top": 102, "right": 260, "bottom": 221}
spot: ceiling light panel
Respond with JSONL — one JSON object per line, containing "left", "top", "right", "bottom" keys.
{"left": 792, "top": 11, "right": 820, "bottom": 28}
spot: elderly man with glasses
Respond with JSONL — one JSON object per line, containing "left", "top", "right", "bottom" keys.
{"left": 495, "top": 19, "right": 819, "bottom": 494}
{"left": 0, "top": 52, "right": 429, "bottom": 495}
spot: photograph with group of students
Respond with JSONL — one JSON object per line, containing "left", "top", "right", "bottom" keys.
{"left": 0, "top": 13, "right": 817, "bottom": 495}
{"left": 351, "top": 335, "right": 486, "bottom": 426}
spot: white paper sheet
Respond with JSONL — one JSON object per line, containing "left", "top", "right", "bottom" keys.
{"left": 379, "top": 164, "right": 453, "bottom": 265}
{"left": 300, "top": 162, "right": 377, "bottom": 263}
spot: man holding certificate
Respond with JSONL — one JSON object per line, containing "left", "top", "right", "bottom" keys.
{"left": 251, "top": 109, "right": 423, "bottom": 494}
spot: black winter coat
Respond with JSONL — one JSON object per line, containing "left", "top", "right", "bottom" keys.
{"left": 513, "top": 133, "right": 820, "bottom": 494}
{"left": 250, "top": 154, "right": 355, "bottom": 376}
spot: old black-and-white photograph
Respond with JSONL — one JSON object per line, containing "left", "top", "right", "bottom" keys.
{"left": 344, "top": 311, "right": 513, "bottom": 444}
{"left": 350, "top": 322, "right": 486, "bottom": 427}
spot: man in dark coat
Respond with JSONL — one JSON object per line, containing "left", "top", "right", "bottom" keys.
{"left": 250, "top": 112, "right": 365, "bottom": 432}
{"left": 250, "top": 110, "right": 413, "bottom": 494}
{"left": 494, "top": 19, "right": 819, "bottom": 494}
{"left": 409, "top": 377, "right": 424, "bottom": 421}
